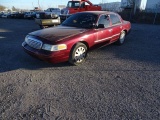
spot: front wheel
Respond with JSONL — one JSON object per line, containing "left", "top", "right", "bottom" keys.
{"left": 39, "top": 25, "right": 48, "bottom": 29}
{"left": 69, "top": 43, "right": 88, "bottom": 65}
{"left": 116, "top": 31, "right": 126, "bottom": 45}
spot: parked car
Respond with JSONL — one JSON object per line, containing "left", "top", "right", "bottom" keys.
{"left": 22, "top": 11, "right": 131, "bottom": 65}
{"left": 10, "top": 12, "right": 18, "bottom": 18}
{"left": 0, "top": 13, "right": 3, "bottom": 18}
{"left": 35, "top": 8, "right": 61, "bottom": 28}
{"left": 10, "top": 12, "right": 24, "bottom": 19}
{"left": 1, "top": 13, "right": 11, "bottom": 18}
{"left": 24, "top": 12, "right": 36, "bottom": 19}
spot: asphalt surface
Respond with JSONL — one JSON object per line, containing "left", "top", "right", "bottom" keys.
{"left": 0, "top": 18, "right": 160, "bottom": 120}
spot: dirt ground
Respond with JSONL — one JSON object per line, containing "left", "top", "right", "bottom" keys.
{"left": 0, "top": 18, "right": 160, "bottom": 120}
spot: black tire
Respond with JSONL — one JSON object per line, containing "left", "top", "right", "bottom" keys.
{"left": 39, "top": 25, "right": 48, "bottom": 29}
{"left": 69, "top": 43, "right": 88, "bottom": 65}
{"left": 39, "top": 25, "right": 44, "bottom": 29}
{"left": 116, "top": 31, "right": 126, "bottom": 45}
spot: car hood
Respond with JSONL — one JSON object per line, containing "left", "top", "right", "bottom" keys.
{"left": 29, "top": 26, "right": 86, "bottom": 42}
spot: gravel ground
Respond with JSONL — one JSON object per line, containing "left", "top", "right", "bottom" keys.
{"left": 0, "top": 18, "right": 160, "bottom": 120}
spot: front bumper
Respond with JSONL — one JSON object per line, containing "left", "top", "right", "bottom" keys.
{"left": 22, "top": 42, "right": 69, "bottom": 63}
{"left": 35, "top": 17, "right": 61, "bottom": 26}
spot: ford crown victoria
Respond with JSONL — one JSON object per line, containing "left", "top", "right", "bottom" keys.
{"left": 22, "top": 11, "right": 131, "bottom": 65}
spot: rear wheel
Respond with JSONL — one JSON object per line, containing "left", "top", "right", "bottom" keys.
{"left": 116, "top": 31, "right": 126, "bottom": 45}
{"left": 69, "top": 43, "right": 88, "bottom": 65}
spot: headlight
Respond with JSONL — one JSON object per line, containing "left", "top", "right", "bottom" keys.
{"left": 42, "top": 44, "right": 67, "bottom": 51}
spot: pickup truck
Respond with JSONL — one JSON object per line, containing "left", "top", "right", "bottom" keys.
{"left": 35, "top": 0, "right": 102, "bottom": 28}
{"left": 35, "top": 8, "right": 61, "bottom": 28}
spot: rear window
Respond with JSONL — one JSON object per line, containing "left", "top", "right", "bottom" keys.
{"left": 110, "top": 14, "right": 121, "bottom": 25}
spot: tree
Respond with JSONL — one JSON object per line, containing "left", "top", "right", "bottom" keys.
{"left": 128, "top": 0, "right": 138, "bottom": 14}
{"left": 12, "top": 6, "right": 17, "bottom": 11}
{"left": 0, "top": 5, "right": 6, "bottom": 11}
{"left": 153, "top": 1, "right": 160, "bottom": 24}
{"left": 7, "top": 9, "right": 11, "bottom": 12}
{"left": 156, "top": 2, "right": 160, "bottom": 9}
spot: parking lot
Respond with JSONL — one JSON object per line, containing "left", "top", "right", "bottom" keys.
{"left": 0, "top": 18, "right": 160, "bottom": 119}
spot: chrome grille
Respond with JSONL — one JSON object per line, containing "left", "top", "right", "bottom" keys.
{"left": 26, "top": 37, "right": 42, "bottom": 49}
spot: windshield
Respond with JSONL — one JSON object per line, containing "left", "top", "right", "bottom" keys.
{"left": 67, "top": 1, "right": 80, "bottom": 8}
{"left": 62, "top": 13, "right": 98, "bottom": 29}
{"left": 45, "top": 8, "right": 60, "bottom": 12}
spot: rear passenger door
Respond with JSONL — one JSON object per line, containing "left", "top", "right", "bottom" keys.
{"left": 110, "top": 14, "right": 122, "bottom": 42}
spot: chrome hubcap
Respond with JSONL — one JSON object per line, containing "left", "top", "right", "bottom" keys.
{"left": 74, "top": 46, "right": 86, "bottom": 63}
{"left": 120, "top": 32, "right": 125, "bottom": 43}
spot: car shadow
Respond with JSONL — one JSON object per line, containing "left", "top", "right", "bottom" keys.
{"left": 0, "top": 19, "right": 72, "bottom": 73}
{"left": 0, "top": 37, "right": 72, "bottom": 73}
{"left": 91, "top": 25, "right": 160, "bottom": 71}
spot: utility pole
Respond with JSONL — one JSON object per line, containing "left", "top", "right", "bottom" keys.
{"left": 133, "top": 0, "right": 137, "bottom": 15}
{"left": 32, "top": 2, "right": 34, "bottom": 8}
{"left": 38, "top": 0, "right": 40, "bottom": 9}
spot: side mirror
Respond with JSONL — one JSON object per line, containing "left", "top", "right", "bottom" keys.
{"left": 98, "top": 24, "right": 105, "bottom": 28}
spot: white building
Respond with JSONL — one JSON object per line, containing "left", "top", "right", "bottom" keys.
{"left": 99, "top": 2, "right": 121, "bottom": 12}
{"left": 121, "top": 0, "right": 160, "bottom": 12}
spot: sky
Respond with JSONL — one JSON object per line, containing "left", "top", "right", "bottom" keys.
{"left": 0, "top": 0, "right": 121, "bottom": 10}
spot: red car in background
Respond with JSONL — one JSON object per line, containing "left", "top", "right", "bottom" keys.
{"left": 22, "top": 11, "right": 131, "bottom": 65}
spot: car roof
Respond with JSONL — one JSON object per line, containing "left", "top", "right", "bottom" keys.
{"left": 78, "top": 11, "right": 116, "bottom": 15}
{"left": 48, "top": 8, "right": 60, "bottom": 9}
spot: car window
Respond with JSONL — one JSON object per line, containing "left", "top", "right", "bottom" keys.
{"left": 67, "top": 1, "right": 80, "bottom": 8}
{"left": 110, "top": 14, "right": 121, "bottom": 25}
{"left": 98, "top": 15, "right": 110, "bottom": 28}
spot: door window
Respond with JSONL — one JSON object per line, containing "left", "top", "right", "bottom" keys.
{"left": 98, "top": 15, "right": 110, "bottom": 28}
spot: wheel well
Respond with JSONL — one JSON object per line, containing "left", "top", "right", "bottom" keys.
{"left": 123, "top": 30, "right": 127, "bottom": 34}
{"left": 80, "top": 41, "right": 89, "bottom": 50}
{"left": 72, "top": 41, "right": 89, "bottom": 50}
{"left": 70, "top": 41, "right": 89, "bottom": 55}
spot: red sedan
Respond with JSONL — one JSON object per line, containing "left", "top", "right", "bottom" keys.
{"left": 22, "top": 11, "right": 131, "bottom": 65}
